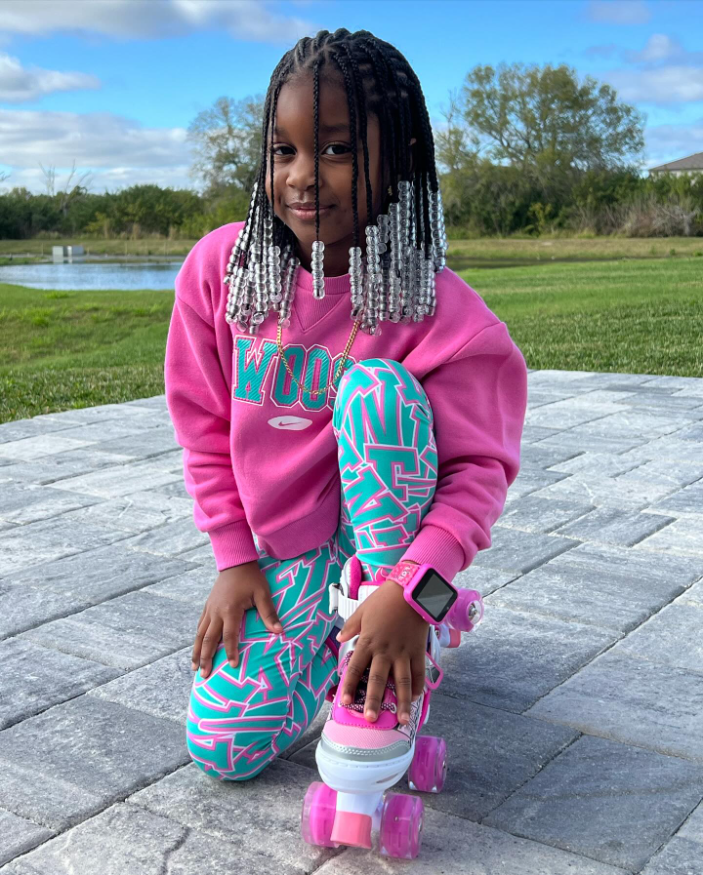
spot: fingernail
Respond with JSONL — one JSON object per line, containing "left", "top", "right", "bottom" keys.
{"left": 366, "top": 710, "right": 376, "bottom": 721}
{"left": 229, "top": 660, "right": 237, "bottom": 668}
{"left": 335, "top": 632, "right": 341, "bottom": 641}
{"left": 342, "top": 693, "right": 351, "bottom": 704}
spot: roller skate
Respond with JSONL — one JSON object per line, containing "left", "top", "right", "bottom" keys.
{"left": 302, "top": 554, "right": 484, "bottom": 859}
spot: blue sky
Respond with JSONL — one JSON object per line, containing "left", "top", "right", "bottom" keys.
{"left": 0, "top": 0, "right": 701, "bottom": 194}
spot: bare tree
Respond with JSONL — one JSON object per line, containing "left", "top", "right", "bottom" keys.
{"left": 39, "top": 160, "right": 93, "bottom": 217}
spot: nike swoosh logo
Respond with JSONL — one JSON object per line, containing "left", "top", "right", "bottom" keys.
{"left": 268, "top": 415, "right": 313, "bottom": 430}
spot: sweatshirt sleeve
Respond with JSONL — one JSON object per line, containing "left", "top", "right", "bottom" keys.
{"left": 400, "top": 320, "right": 528, "bottom": 583}
{"left": 164, "top": 257, "right": 260, "bottom": 572}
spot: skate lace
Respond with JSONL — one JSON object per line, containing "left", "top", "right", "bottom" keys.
{"left": 339, "top": 651, "right": 397, "bottom": 712}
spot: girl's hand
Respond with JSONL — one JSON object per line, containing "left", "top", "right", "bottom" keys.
{"left": 192, "top": 561, "right": 283, "bottom": 679}
{"left": 336, "top": 575, "right": 429, "bottom": 726}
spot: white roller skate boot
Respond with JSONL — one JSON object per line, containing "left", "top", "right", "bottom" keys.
{"left": 301, "top": 554, "right": 484, "bottom": 859}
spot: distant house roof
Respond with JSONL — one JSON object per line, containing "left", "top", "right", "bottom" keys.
{"left": 649, "top": 152, "right": 703, "bottom": 172}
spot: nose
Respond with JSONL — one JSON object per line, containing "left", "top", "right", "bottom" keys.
{"left": 285, "top": 149, "right": 321, "bottom": 195}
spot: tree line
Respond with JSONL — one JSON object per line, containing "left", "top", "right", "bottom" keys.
{"left": 1, "top": 62, "right": 701, "bottom": 240}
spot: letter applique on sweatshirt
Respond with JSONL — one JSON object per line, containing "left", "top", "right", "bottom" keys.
{"left": 232, "top": 334, "right": 358, "bottom": 413}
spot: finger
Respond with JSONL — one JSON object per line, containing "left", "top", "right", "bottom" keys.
{"left": 191, "top": 615, "right": 207, "bottom": 669}
{"left": 222, "top": 611, "right": 243, "bottom": 669}
{"left": 255, "top": 585, "right": 283, "bottom": 635}
{"left": 198, "top": 619, "right": 222, "bottom": 679}
{"left": 364, "top": 654, "right": 391, "bottom": 723}
{"left": 393, "top": 657, "right": 413, "bottom": 725}
{"left": 340, "top": 642, "right": 370, "bottom": 707}
{"left": 336, "top": 610, "right": 361, "bottom": 643}
{"left": 411, "top": 656, "right": 426, "bottom": 703}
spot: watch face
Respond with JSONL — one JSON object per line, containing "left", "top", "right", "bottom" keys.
{"left": 413, "top": 569, "right": 458, "bottom": 622}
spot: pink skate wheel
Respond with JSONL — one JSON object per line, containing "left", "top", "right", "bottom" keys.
{"left": 408, "top": 735, "right": 448, "bottom": 794}
{"left": 447, "top": 589, "right": 484, "bottom": 632}
{"left": 379, "top": 793, "right": 424, "bottom": 859}
{"left": 301, "top": 781, "right": 339, "bottom": 848}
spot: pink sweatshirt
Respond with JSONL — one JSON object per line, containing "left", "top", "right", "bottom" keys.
{"left": 164, "top": 220, "right": 528, "bottom": 583}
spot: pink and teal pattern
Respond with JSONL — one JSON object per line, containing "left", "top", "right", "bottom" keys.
{"left": 185, "top": 358, "right": 438, "bottom": 781}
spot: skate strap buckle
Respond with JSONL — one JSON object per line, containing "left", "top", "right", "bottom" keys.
{"left": 425, "top": 648, "right": 443, "bottom": 690}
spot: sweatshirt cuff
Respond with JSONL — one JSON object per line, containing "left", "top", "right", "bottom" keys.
{"left": 400, "top": 524, "right": 472, "bottom": 584}
{"left": 208, "top": 520, "right": 260, "bottom": 572}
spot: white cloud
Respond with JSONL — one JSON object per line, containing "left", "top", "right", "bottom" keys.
{"left": 626, "top": 34, "right": 681, "bottom": 63}
{"left": 0, "top": 108, "right": 193, "bottom": 192}
{"left": 604, "top": 65, "right": 703, "bottom": 103}
{"left": 587, "top": 0, "right": 652, "bottom": 25}
{"left": 644, "top": 119, "right": 703, "bottom": 167}
{"left": 0, "top": 0, "right": 319, "bottom": 43}
{"left": 0, "top": 51, "right": 99, "bottom": 101}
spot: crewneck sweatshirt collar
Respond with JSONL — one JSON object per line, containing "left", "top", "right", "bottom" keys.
{"left": 295, "top": 264, "right": 351, "bottom": 296}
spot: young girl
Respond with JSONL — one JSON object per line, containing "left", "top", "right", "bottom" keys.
{"left": 165, "top": 26, "right": 527, "bottom": 848}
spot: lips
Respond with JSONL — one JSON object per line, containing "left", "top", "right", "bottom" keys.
{"left": 288, "top": 204, "right": 333, "bottom": 211}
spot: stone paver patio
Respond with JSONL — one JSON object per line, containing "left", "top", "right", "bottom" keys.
{"left": 1, "top": 367, "right": 702, "bottom": 874}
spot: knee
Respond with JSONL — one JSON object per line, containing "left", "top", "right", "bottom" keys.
{"left": 186, "top": 732, "right": 277, "bottom": 783}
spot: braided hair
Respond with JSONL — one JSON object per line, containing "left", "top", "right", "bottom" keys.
{"left": 225, "top": 28, "right": 448, "bottom": 335}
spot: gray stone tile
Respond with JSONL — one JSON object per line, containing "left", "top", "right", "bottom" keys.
{"left": 0, "top": 637, "right": 120, "bottom": 730}
{"left": 0, "top": 516, "right": 130, "bottom": 577}
{"left": 548, "top": 451, "right": 643, "bottom": 478}
{"left": 50, "top": 419, "right": 168, "bottom": 445}
{"left": 569, "top": 410, "right": 695, "bottom": 440}
{"left": 526, "top": 402, "right": 618, "bottom": 431}
{"left": 18, "top": 590, "right": 197, "bottom": 670}
{"left": 527, "top": 650, "right": 703, "bottom": 762}
{"left": 648, "top": 480, "right": 703, "bottom": 515}
{"left": 520, "top": 424, "right": 563, "bottom": 444}
{"left": 677, "top": 799, "right": 703, "bottom": 844}
{"left": 292, "top": 692, "right": 578, "bottom": 821}
{"left": 501, "top": 465, "right": 569, "bottom": 502}
{"left": 452, "top": 564, "right": 520, "bottom": 598}
{"left": 470, "top": 524, "right": 580, "bottom": 573}
{"left": 1, "top": 543, "right": 192, "bottom": 605}
{"left": 555, "top": 506, "right": 675, "bottom": 547}
{"left": 0, "top": 416, "right": 86, "bottom": 444}
{"left": 0, "top": 759, "right": 106, "bottom": 832}
{"left": 673, "top": 422, "right": 703, "bottom": 441}
{"left": 0, "top": 580, "right": 93, "bottom": 639}
{"left": 640, "top": 836, "right": 703, "bottom": 874}
{"left": 535, "top": 430, "right": 649, "bottom": 454}
{"left": 118, "top": 516, "right": 210, "bottom": 561}
{"left": 141, "top": 563, "right": 216, "bottom": 605}
{"left": 0, "top": 696, "right": 188, "bottom": 802}
{"left": 87, "top": 647, "right": 193, "bottom": 725}
{"left": 0, "top": 810, "right": 54, "bottom": 869}
{"left": 0, "top": 433, "right": 94, "bottom": 462}
{"left": 61, "top": 489, "right": 194, "bottom": 535}
{"left": 487, "top": 560, "right": 685, "bottom": 634}
{"left": 531, "top": 471, "right": 678, "bottom": 509}
{"left": 309, "top": 806, "right": 625, "bottom": 874}
{"left": 620, "top": 438, "right": 703, "bottom": 466}
{"left": 45, "top": 458, "right": 183, "bottom": 498}
{"left": 617, "top": 459, "right": 703, "bottom": 488}
{"left": 0, "top": 799, "right": 328, "bottom": 875}
{"left": 126, "top": 759, "right": 340, "bottom": 873}
{"left": 496, "top": 495, "right": 596, "bottom": 534}
{"left": 519, "top": 443, "right": 585, "bottom": 468}
{"left": 615, "top": 602, "right": 703, "bottom": 674}
{"left": 483, "top": 734, "right": 703, "bottom": 871}
{"left": 0, "top": 482, "right": 101, "bottom": 525}
{"left": 0, "top": 449, "right": 133, "bottom": 484}
{"left": 438, "top": 605, "right": 617, "bottom": 712}
{"left": 634, "top": 517, "right": 703, "bottom": 557}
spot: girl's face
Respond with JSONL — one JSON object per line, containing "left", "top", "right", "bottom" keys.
{"left": 265, "top": 71, "right": 415, "bottom": 278}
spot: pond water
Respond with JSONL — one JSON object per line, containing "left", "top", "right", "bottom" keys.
{"left": 0, "top": 260, "right": 184, "bottom": 291}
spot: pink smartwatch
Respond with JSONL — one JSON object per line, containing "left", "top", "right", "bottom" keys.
{"left": 384, "top": 560, "right": 459, "bottom": 626}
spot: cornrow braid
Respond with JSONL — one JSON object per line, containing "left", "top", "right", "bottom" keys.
{"left": 223, "top": 27, "right": 448, "bottom": 338}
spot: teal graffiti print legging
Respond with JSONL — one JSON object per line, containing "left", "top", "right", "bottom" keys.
{"left": 186, "top": 358, "right": 439, "bottom": 781}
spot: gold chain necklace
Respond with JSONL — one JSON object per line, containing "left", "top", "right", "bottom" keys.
{"left": 276, "top": 314, "right": 361, "bottom": 397}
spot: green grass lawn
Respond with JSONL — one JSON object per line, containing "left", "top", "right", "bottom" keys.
{"left": 0, "top": 249, "right": 701, "bottom": 423}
